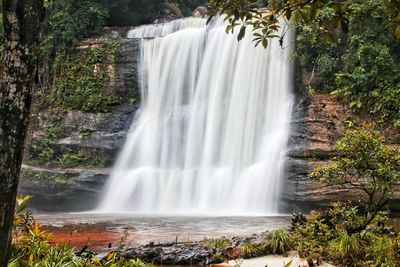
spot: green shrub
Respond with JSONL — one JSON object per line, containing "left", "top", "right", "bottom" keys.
{"left": 58, "top": 151, "right": 102, "bottom": 168}
{"left": 292, "top": 203, "right": 400, "bottom": 266}
{"left": 325, "top": 202, "right": 364, "bottom": 233}
{"left": 203, "top": 237, "right": 230, "bottom": 250}
{"left": 310, "top": 128, "right": 400, "bottom": 233}
{"left": 366, "top": 236, "right": 398, "bottom": 267}
{"left": 292, "top": 211, "right": 333, "bottom": 264}
{"left": 263, "top": 229, "right": 293, "bottom": 255}
{"left": 328, "top": 231, "right": 363, "bottom": 265}
{"left": 202, "top": 237, "right": 230, "bottom": 263}
{"left": 238, "top": 242, "right": 263, "bottom": 258}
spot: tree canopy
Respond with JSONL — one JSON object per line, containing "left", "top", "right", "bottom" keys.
{"left": 207, "top": 0, "right": 400, "bottom": 45}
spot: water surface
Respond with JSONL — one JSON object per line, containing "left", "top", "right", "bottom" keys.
{"left": 36, "top": 213, "right": 290, "bottom": 252}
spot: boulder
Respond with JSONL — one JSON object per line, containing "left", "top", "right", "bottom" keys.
{"left": 192, "top": 6, "right": 208, "bottom": 17}
{"left": 18, "top": 165, "right": 110, "bottom": 212}
{"left": 124, "top": 243, "right": 213, "bottom": 265}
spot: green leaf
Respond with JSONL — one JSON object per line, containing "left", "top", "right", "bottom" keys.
{"left": 237, "top": 26, "right": 246, "bottom": 41}
{"left": 285, "top": 8, "right": 292, "bottom": 21}
{"left": 262, "top": 38, "right": 268, "bottom": 48}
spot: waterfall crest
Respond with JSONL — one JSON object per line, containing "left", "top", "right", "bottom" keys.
{"left": 98, "top": 17, "right": 294, "bottom": 215}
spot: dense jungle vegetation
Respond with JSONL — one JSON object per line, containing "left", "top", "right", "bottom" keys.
{"left": 294, "top": 0, "right": 400, "bottom": 128}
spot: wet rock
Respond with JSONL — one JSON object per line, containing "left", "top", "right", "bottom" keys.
{"left": 79, "top": 36, "right": 141, "bottom": 100}
{"left": 192, "top": 6, "right": 208, "bottom": 17}
{"left": 18, "top": 165, "right": 110, "bottom": 212}
{"left": 124, "top": 243, "right": 213, "bottom": 265}
{"left": 154, "top": 3, "right": 183, "bottom": 23}
{"left": 283, "top": 94, "right": 352, "bottom": 211}
{"left": 57, "top": 104, "right": 136, "bottom": 153}
{"left": 290, "top": 211, "right": 306, "bottom": 230}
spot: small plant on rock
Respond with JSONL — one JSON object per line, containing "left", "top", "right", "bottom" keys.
{"left": 224, "top": 247, "right": 243, "bottom": 267}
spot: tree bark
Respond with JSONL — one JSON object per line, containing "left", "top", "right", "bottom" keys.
{"left": 0, "top": 0, "right": 44, "bottom": 265}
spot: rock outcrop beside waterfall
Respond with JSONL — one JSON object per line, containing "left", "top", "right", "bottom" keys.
{"left": 19, "top": 29, "right": 139, "bottom": 211}
{"left": 284, "top": 94, "right": 400, "bottom": 212}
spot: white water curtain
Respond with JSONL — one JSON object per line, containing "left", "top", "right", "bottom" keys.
{"left": 98, "top": 17, "right": 294, "bottom": 215}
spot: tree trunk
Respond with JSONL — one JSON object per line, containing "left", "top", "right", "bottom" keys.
{"left": 0, "top": 0, "right": 44, "bottom": 265}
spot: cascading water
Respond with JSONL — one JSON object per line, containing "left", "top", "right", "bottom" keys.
{"left": 98, "top": 17, "right": 294, "bottom": 215}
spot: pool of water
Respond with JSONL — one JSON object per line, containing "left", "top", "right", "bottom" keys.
{"left": 36, "top": 213, "right": 291, "bottom": 253}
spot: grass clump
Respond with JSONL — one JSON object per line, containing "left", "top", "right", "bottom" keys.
{"left": 328, "top": 231, "right": 363, "bottom": 266}
{"left": 237, "top": 242, "right": 263, "bottom": 259}
{"left": 263, "top": 229, "right": 294, "bottom": 254}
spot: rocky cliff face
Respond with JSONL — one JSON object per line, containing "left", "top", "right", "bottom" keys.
{"left": 283, "top": 94, "right": 400, "bottom": 213}
{"left": 283, "top": 94, "right": 353, "bottom": 212}
{"left": 19, "top": 29, "right": 139, "bottom": 211}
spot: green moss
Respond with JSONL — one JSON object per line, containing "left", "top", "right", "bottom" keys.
{"left": 20, "top": 169, "right": 73, "bottom": 185}
{"left": 58, "top": 151, "right": 102, "bottom": 168}
{"left": 26, "top": 113, "right": 66, "bottom": 166}
{"left": 79, "top": 127, "right": 94, "bottom": 138}
{"left": 26, "top": 112, "right": 105, "bottom": 168}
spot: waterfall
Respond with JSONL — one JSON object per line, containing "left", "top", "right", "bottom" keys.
{"left": 98, "top": 17, "right": 294, "bottom": 215}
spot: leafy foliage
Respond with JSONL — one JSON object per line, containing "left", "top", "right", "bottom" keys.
{"left": 366, "top": 235, "right": 398, "bottom": 267}
{"left": 310, "top": 128, "right": 400, "bottom": 224}
{"left": 43, "top": 0, "right": 109, "bottom": 56}
{"left": 293, "top": 211, "right": 333, "bottom": 264}
{"left": 58, "top": 151, "right": 102, "bottom": 168}
{"left": 294, "top": 0, "right": 400, "bottom": 126}
{"left": 207, "top": 0, "right": 353, "bottom": 47}
{"left": 208, "top": 0, "right": 400, "bottom": 45}
{"left": 333, "top": 0, "right": 400, "bottom": 126}
{"left": 52, "top": 43, "right": 121, "bottom": 112}
{"left": 328, "top": 230, "right": 363, "bottom": 265}
{"left": 292, "top": 204, "right": 400, "bottom": 266}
